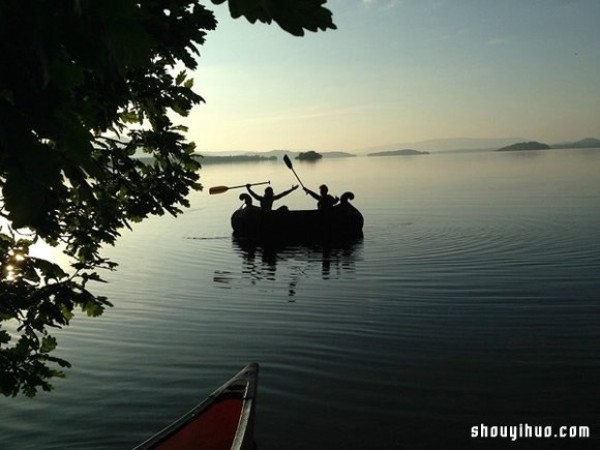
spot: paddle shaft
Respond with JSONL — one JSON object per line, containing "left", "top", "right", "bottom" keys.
{"left": 209, "top": 181, "right": 270, "bottom": 195}
{"left": 283, "top": 155, "right": 305, "bottom": 189}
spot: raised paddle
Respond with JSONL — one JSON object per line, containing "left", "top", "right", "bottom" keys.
{"left": 209, "top": 181, "right": 270, "bottom": 195}
{"left": 283, "top": 154, "right": 305, "bottom": 189}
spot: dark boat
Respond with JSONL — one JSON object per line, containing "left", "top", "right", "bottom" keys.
{"left": 231, "top": 192, "right": 364, "bottom": 243}
{"left": 134, "top": 363, "right": 259, "bottom": 450}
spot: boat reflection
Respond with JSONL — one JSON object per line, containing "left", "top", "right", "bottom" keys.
{"left": 213, "top": 238, "right": 363, "bottom": 298}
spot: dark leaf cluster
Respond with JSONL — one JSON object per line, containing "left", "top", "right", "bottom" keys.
{"left": 0, "top": 0, "right": 334, "bottom": 397}
{"left": 211, "top": 0, "right": 336, "bottom": 36}
{"left": 0, "top": 0, "right": 216, "bottom": 397}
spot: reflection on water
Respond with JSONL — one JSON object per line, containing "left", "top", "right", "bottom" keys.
{"left": 1, "top": 151, "right": 599, "bottom": 449}
{"left": 212, "top": 238, "right": 363, "bottom": 298}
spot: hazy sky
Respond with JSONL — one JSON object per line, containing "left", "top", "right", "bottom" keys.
{"left": 187, "top": 0, "right": 600, "bottom": 152}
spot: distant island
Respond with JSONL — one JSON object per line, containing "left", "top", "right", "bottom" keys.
{"left": 296, "top": 151, "right": 322, "bottom": 161}
{"left": 552, "top": 137, "right": 600, "bottom": 149}
{"left": 496, "top": 141, "right": 551, "bottom": 152}
{"left": 495, "top": 138, "right": 600, "bottom": 152}
{"left": 368, "top": 149, "right": 429, "bottom": 157}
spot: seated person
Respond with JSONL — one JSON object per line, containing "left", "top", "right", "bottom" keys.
{"left": 303, "top": 184, "right": 339, "bottom": 209}
{"left": 246, "top": 184, "right": 298, "bottom": 211}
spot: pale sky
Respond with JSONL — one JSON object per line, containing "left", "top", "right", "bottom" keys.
{"left": 186, "top": 0, "right": 600, "bottom": 152}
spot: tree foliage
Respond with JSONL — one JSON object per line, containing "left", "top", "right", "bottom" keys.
{"left": 0, "top": 0, "right": 334, "bottom": 397}
{"left": 213, "top": 0, "right": 336, "bottom": 36}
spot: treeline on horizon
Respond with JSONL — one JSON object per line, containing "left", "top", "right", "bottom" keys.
{"left": 195, "top": 154, "right": 277, "bottom": 164}
{"left": 134, "top": 137, "right": 600, "bottom": 164}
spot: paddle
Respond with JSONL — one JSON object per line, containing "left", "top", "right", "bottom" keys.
{"left": 283, "top": 154, "right": 305, "bottom": 189}
{"left": 209, "top": 181, "right": 270, "bottom": 195}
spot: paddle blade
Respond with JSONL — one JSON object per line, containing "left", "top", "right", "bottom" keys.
{"left": 209, "top": 185, "right": 228, "bottom": 195}
{"left": 283, "top": 154, "right": 293, "bottom": 169}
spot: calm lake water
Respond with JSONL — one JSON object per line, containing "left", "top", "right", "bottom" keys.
{"left": 1, "top": 149, "right": 600, "bottom": 449}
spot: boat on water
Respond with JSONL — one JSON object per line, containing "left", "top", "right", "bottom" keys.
{"left": 231, "top": 192, "right": 364, "bottom": 243}
{"left": 134, "top": 363, "right": 259, "bottom": 450}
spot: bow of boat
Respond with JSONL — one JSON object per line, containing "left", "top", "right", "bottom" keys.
{"left": 134, "top": 363, "right": 259, "bottom": 450}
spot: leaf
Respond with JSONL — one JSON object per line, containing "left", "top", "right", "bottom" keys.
{"left": 59, "top": 306, "right": 75, "bottom": 322}
{"left": 45, "top": 356, "right": 72, "bottom": 369}
{"left": 175, "top": 70, "right": 186, "bottom": 86}
{"left": 81, "top": 299, "right": 105, "bottom": 317}
{"left": 120, "top": 111, "right": 141, "bottom": 124}
{"left": 40, "top": 336, "right": 58, "bottom": 354}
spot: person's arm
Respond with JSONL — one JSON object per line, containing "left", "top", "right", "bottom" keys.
{"left": 303, "top": 187, "right": 320, "bottom": 201}
{"left": 246, "top": 184, "right": 262, "bottom": 201}
{"left": 273, "top": 185, "right": 298, "bottom": 200}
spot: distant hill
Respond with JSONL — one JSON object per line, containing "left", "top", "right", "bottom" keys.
{"left": 368, "top": 149, "right": 429, "bottom": 157}
{"left": 321, "top": 151, "right": 356, "bottom": 158}
{"left": 496, "top": 141, "right": 551, "bottom": 152}
{"left": 194, "top": 137, "right": 599, "bottom": 159}
{"left": 552, "top": 138, "right": 600, "bottom": 149}
{"left": 361, "top": 137, "right": 526, "bottom": 154}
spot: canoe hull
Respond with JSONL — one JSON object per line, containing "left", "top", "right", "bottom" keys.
{"left": 134, "top": 363, "right": 259, "bottom": 450}
{"left": 231, "top": 192, "right": 364, "bottom": 243}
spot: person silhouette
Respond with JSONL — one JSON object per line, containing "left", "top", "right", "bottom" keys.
{"left": 246, "top": 184, "right": 298, "bottom": 211}
{"left": 303, "top": 184, "right": 339, "bottom": 209}
{"left": 238, "top": 193, "right": 258, "bottom": 209}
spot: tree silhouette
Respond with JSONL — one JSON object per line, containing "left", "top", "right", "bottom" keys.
{"left": 0, "top": 0, "right": 334, "bottom": 397}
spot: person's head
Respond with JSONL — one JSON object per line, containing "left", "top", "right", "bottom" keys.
{"left": 319, "top": 184, "right": 328, "bottom": 195}
{"left": 264, "top": 187, "right": 274, "bottom": 197}
{"left": 239, "top": 193, "right": 252, "bottom": 206}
